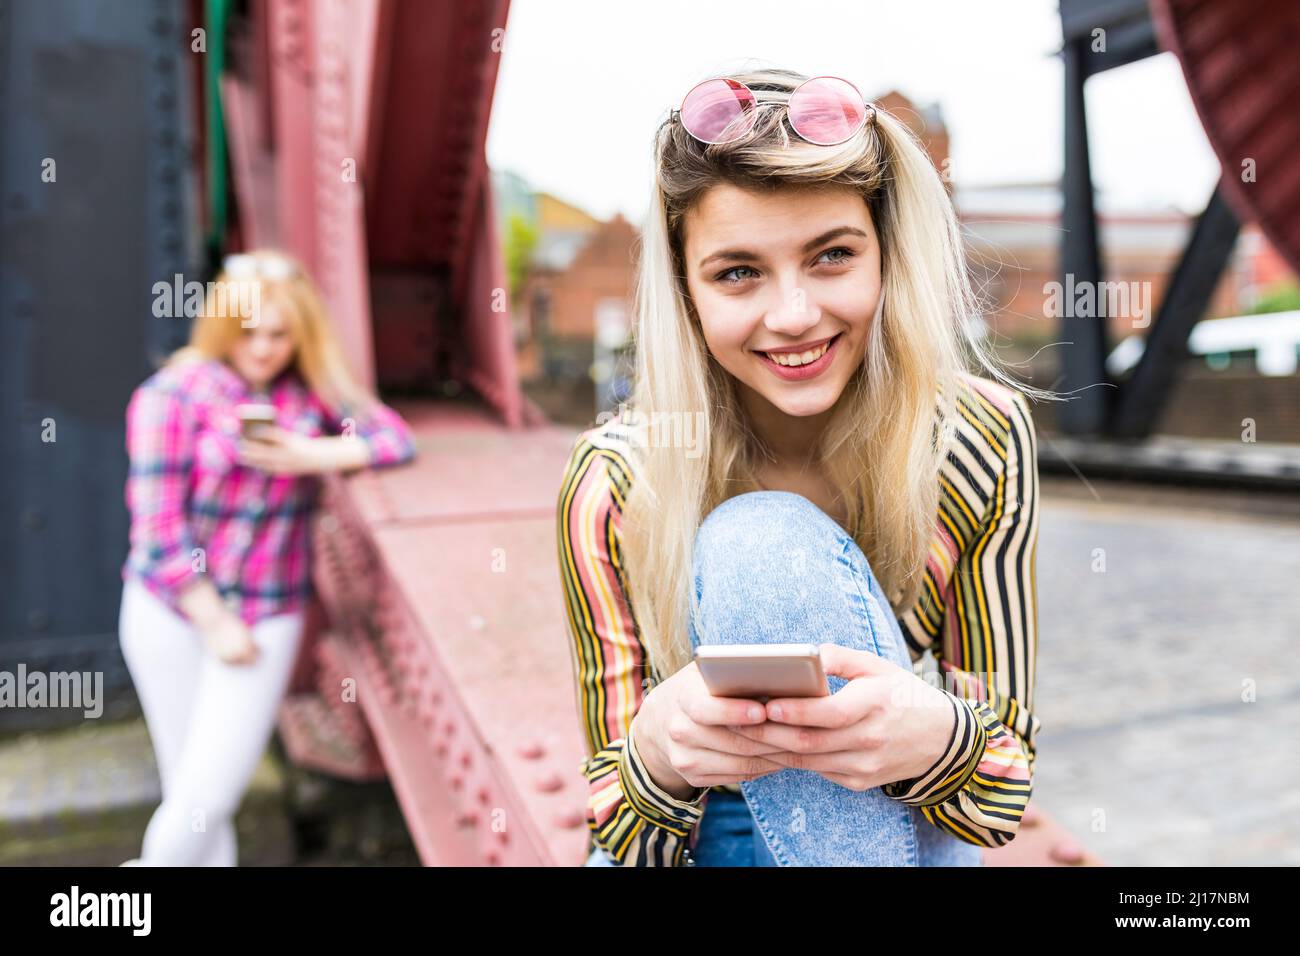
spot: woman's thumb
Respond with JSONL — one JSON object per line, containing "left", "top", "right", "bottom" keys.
{"left": 819, "top": 642, "right": 887, "bottom": 680}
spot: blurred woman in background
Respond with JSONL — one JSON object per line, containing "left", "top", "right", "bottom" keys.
{"left": 118, "top": 249, "right": 415, "bottom": 866}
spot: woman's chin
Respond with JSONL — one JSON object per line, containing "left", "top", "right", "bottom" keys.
{"left": 232, "top": 365, "right": 280, "bottom": 390}
{"left": 763, "top": 387, "right": 842, "bottom": 419}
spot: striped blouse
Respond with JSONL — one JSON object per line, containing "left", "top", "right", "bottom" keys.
{"left": 122, "top": 356, "right": 415, "bottom": 626}
{"left": 556, "top": 372, "right": 1041, "bottom": 866}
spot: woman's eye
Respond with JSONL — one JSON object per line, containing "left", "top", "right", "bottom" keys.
{"left": 716, "top": 265, "right": 757, "bottom": 284}
{"left": 818, "top": 246, "right": 855, "bottom": 266}
{"left": 714, "top": 248, "right": 854, "bottom": 284}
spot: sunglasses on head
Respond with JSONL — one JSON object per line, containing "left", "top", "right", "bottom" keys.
{"left": 222, "top": 252, "right": 300, "bottom": 282}
{"left": 672, "top": 75, "right": 876, "bottom": 147}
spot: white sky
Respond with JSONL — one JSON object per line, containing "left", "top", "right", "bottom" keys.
{"left": 486, "top": 0, "right": 1222, "bottom": 223}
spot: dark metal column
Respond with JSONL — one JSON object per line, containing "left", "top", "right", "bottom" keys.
{"left": 0, "top": 0, "right": 199, "bottom": 730}
{"left": 1110, "top": 184, "right": 1240, "bottom": 438}
{"left": 1058, "top": 33, "right": 1109, "bottom": 435}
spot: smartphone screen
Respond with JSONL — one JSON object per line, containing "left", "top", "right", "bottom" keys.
{"left": 693, "top": 643, "right": 830, "bottom": 701}
{"left": 236, "top": 403, "right": 277, "bottom": 440}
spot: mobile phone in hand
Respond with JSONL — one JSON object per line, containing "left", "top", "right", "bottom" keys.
{"left": 236, "top": 403, "right": 277, "bottom": 440}
{"left": 693, "top": 643, "right": 830, "bottom": 702}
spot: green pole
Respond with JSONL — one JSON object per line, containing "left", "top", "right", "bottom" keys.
{"left": 204, "top": 0, "right": 229, "bottom": 265}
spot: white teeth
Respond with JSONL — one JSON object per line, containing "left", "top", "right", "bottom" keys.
{"left": 766, "top": 340, "right": 831, "bottom": 367}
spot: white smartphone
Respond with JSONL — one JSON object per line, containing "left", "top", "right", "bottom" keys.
{"left": 236, "top": 403, "right": 277, "bottom": 440}
{"left": 693, "top": 643, "right": 830, "bottom": 702}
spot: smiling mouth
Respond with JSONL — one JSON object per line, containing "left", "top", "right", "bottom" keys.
{"left": 757, "top": 332, "right": 842, "bottom": 367}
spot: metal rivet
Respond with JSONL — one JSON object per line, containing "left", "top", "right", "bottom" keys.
{"left": 555, "top": 809, "right": 584, "bottom": 829}
{"left": 535, "top": 772, "right": 563, "bottom": 793}
{"left": 1050, "top": 840, "right": 1085, "bottom": 865}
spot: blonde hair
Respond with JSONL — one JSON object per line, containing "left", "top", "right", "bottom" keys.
{"left": 164, "top": 248, "right": 378, "bottom": 415}
{"left": 622, "top": 68, "right": 1061, "bottom": 680}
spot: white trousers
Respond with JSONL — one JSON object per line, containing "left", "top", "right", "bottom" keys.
{"left": 117, "top": 576, "right": 304, "bottom": 866}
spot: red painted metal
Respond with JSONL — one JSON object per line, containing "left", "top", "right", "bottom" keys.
{"left": 1151, "top": 0, "right": 1300, "bottom": 274}
{"left": 220, "top": 71, "right": 280, "bottom": 247}
{"left": 309, "top": 0, "right": 378, "bottom": 392}
{"left": 355, "top": 0, "right": 521, "bottom": 421}
{"left": 268, "top": 0, "right": 318, "bottom": 270}
{"left": 452, "top": 180, "right": 525, "bottom": 428}
{"left": 289, "top": 402, "right": 588, "bottom": 864}
{"left": 210, "top": 0, "right": 1096, "bottom": 866}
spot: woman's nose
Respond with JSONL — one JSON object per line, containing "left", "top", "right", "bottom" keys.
{"left": 762, "top": 282, "right": 821, "bottom": 336}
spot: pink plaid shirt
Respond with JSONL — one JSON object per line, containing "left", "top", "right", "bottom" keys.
{"left": 122, "top": 356, "right": 415, "bottom": 625}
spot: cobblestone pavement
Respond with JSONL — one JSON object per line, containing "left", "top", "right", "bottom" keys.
{"left": 1033, "top": 477, "right": 1300, "bottom": 866}
{"left": 0, "top": 719, "right": 295, "bottom": 866}
{"left": 0, "top": 717, "right": 418, "bottom": 865}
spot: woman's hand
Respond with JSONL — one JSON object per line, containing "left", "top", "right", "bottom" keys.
{"left": 199, "top": 610, "right": 261, "bottom": 666}
{"left": 727, "top": 643, "right": 957, "bottom": 792}
{"left": 633, "top": 661, "right": 789, "bottom": 802}
{"left": 177, "top": 579, "right": 258, "bottom": 665}
{"left": 236, "top": 425, "right": 368, "bottom": 475}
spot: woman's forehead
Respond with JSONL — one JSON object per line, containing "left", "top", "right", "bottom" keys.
{"left": 682, "top": 183, "right": 873, "bottom": 257}
{"left": 242, "top": 295, "right": 294, "bottom": 332}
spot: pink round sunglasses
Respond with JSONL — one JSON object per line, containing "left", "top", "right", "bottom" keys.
{"left": 672, "top": 75, "right": 876, "bottom": 147}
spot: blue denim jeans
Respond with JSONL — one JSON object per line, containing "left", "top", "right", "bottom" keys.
{"left": 585, "top": 790, "right": 776, "bottom": 866}
{"left": 585, "top": 491, "right": 983, "bottom": 867}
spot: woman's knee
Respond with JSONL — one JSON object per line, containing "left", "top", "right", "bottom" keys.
{"left": 694, "top": 491, "right": 851, "bottom": 575}
{"left": 691, "top": 492, "right": 860, "bottom": 642}
{"left": 691, "top": 491, "right": 903, "bottom": 663}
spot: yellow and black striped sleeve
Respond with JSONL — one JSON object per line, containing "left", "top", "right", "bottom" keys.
{"left": 557, "top": 430, "right": 708, "bottom": 865}
{"left": 890, "top": 382, "right": 1041, "bottom": 848}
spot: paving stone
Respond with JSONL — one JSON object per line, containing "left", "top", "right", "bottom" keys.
{"left": 1034, "top": 483, "right": 1300, "bottom": 866}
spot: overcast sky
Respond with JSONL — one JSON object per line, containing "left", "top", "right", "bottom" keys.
{"left": 486, "top": 0, "right": 1222, "bottom": 223}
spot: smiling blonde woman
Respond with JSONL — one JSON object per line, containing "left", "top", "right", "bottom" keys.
{"left": 558, "top": 68, "right": 1061, "bottom": 867}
